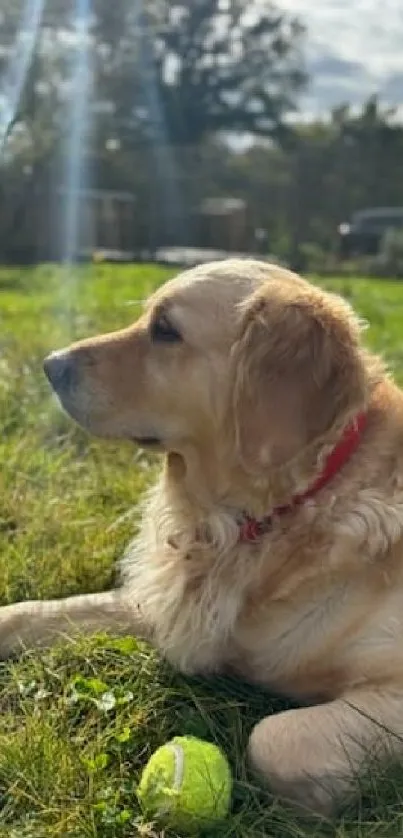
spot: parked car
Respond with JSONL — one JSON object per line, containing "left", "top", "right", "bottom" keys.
{"left": 338, "top": 207, "right": 403, "bottom": 258}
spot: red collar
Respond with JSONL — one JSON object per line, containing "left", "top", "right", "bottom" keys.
{"left": 239, "top": 412, "right": 368, "bottom": 543}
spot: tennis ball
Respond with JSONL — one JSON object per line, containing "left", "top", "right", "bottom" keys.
{"left": 137, "top": 735, "right": 232, "bottom": 830}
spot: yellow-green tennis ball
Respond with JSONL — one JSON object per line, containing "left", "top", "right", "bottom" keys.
{"left": 137, "top": 736, "right": 232, "bottom": 830}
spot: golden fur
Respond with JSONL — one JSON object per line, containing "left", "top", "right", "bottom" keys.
{"left": 3, "top": 259, "right": 403, "bottom": 814}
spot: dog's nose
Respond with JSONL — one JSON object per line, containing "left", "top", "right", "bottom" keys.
{"left": 43, "top": 351, "right": 76, "bottom": 393}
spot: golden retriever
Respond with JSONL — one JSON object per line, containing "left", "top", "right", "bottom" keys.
{"left": 2, "top": 258, "right": 403, "bottom": 815}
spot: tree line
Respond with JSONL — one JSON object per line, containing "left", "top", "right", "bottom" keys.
{"left": 1, "top": 0, "right": 403, "bottom": 267}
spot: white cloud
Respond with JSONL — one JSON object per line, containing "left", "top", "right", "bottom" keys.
{"left": 278, "top": 0, "right": 403, "bottom": 112}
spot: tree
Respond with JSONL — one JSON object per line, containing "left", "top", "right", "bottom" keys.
{"left": 0, "top": 0, "right": 306, "bottom": 154}
{"left": 128, "top": 0, "right": 307, "bottom": 145}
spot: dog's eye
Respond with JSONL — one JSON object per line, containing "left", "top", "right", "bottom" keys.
{"left": 151, "top": 315, "right": 182, "bottom": 344}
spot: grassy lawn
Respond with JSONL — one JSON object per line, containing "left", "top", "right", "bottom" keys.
{"left": 1, "top": 264, "right": 403, "bottom": 837}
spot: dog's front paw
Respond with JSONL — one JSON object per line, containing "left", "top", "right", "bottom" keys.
{"left": 247, "top": 709, "right": 354, "bottom": 816}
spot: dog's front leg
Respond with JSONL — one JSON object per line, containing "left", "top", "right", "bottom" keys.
{"left": 0, "top": 590, "right": 153, "bottom": 658}
{"left": 248, "top": 689, "right": 403, "bottom": 815}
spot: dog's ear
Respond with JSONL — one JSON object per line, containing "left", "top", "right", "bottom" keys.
{"left": 231, "top": 280, "right": 368, "bottom": 471}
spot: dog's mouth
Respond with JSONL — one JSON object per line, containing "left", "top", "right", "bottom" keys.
{"left": 132, "top": 436, "right": 162, "bottom": 447}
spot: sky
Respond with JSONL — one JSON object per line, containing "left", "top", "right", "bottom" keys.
{"left": 278, "top": 0, "right": 403, "bottom": 116}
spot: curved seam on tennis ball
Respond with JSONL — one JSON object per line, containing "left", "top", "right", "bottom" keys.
{"left": 156, "top": 742, "right": 184, "bottom": 817}
{"left": 168, "top": 742, "right": 185, "bottom": 792}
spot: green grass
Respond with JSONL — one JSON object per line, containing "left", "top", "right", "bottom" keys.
{"left": 1, "top": 264, "right": 403, "bottom": 837}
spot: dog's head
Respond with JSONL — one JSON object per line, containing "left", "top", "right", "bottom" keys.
{"left": 44, "top": 260, "right": 372, "bottom": 483}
